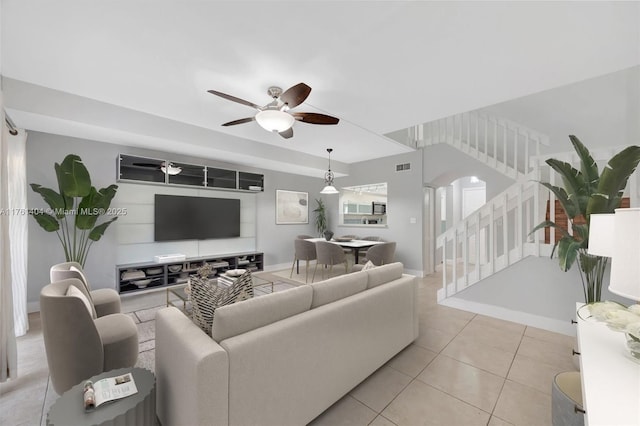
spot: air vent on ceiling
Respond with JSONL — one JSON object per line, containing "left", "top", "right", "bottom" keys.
{"left": 395, "top": 163, "right": 411, "bottom": 172}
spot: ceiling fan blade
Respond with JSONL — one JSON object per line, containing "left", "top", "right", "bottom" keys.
{"left": 279, "top": 128, "right": 294, "bottom": 139}
{"left": 207, "top": 90, "right": 261, "bottom": 110}
{"left": 280, "top": 83, "right": 311, "bottom": 109}
{"left": 292, "top": 112, "right": 340, "bottom": 125}
{"left": 222, "top": 117, "right": 255, "bottom": 126}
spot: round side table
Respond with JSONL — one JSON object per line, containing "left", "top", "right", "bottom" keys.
{"left": 47, "top": 367, "right": 156, "bottom": 426}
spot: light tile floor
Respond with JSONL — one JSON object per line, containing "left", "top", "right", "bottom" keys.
{"left": 0, "top": 269, "right": 578, "bottom": 425}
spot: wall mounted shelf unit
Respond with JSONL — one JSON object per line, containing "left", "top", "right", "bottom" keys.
{"left": 116, "top": 251, "right": 264, "bottom": 296}
{"left": 118, "top": 154, "right": 264, "bottom": 192}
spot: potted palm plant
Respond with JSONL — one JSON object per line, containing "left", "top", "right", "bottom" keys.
{"left": 532, "top": 136, "right": 640, "bottom": 303}
{"left": 30, "top": 154, "right": 119, "bottom": 267}
{"left": 313, "top": 198, "right": 332, "bottom": 240}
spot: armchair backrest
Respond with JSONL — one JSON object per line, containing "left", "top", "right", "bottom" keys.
{"left": 365, "top": 242, "right": 396, "bottom": 266}
{"left": 40, "top": 278, "right": 103, "bottom": 394}
{"left": 49, "top": 262, "right": 96, "bottom": 317}
{"left": 294, "top": 239, "right": 317, "bottom": 261}
{"left": 315, "top": 241, "right": 346, "bottom": 265}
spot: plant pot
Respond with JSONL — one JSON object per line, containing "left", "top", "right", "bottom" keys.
{"left": 323, "top": 231, "right": 334, "bottom": 241}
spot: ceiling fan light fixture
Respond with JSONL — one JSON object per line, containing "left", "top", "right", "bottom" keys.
{"left": 161, "top": 163, "right": 182, "bottom": 175}
{"left": 255, "top": 109, "right": 295, "bottom": 132}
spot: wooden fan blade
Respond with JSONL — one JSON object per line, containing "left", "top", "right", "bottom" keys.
{"left": 279, "top": 128, "right": 294, "bottom": 139}
{"left": 207, "top": 90, "right": 261, "bottom": 110}
{"left": 222, "top": 117, "right": 255, "bottom": 126}
{"left": 292, "top": 112, "right": 340, "bottom": 125}
{"left": 280, "top": 83, "right": 311, "bottom": 108}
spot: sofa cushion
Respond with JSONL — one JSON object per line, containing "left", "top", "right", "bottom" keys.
{"left": 362, "top": 260, "right": 376, "bottom": 271}
{"left": 212, "top": 285, "right": 312, "bottom": 342}
{"left": 310, "top": 272, "right": 368, "bottom": 308}
{"left": 366, "top": 262, "right": 404, "bottom": 289}
{"left": 190, "top": 271, "right": 254, "bottom": 336}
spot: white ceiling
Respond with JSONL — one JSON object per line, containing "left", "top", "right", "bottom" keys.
{"left": 1, "top": 1, "right": 639, "bottom": 177}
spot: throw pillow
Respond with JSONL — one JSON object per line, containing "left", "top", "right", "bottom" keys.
{"left": 66, "top": 285, "right": 94, "bottom": 317}
{"left": 188, "top": 270, "right": 255, "bottom": 336}
{"left": 362, "top": 260, "right": 376, "bottom": 271}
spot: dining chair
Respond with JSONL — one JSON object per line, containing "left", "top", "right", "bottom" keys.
{"left": 290, "top": 239, "right": 318, "bottom": 283}
{"left": 361, "top": 242, "right": 396, "bottom": 266}
{"left": 314, "top": 241, "right": 349, "bottom": 280}
{"left": 359, "top": 236, "right": 384, "bottom": 260}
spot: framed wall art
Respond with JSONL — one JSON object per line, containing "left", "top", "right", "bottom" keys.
{"left": 276, "top": 190, "right": 309, "bottom": 224}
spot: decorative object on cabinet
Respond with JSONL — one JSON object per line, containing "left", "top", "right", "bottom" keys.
{"left": 276, "top": 190, "right": 309, "bottom": 224}
{"left": 118, "top": 154, "right": 264, "bottom": 192}
{"left": 531, "top": 136, "right": 640, "bottom": 303}
{"left": 30, "top": 154, "right": 119, "bottom": 267}
{"left": 116, "top": 252, "right": 264, "bottom": 295}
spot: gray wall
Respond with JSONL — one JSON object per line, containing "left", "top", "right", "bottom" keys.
{"left": 332, "top": 150, "right": 425, "bottom": 274}
{"left": 25, "top": 132, "right": 320, "bottom": 306}
{"left": 455, "top": 255, "right": 635, "bottom": 324}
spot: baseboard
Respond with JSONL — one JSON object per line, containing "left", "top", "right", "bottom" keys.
{"left": 439, "top": 296, "right": 576, "bottom": 336}
{"left": 28, "top": 301, "right": 40, "bottom": 313}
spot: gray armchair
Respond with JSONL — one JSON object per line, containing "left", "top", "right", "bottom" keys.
{"left": 315, "top": 241, "right": 349, "bottom": 279}
{"left": 40, "top": 278, "right": 138, "bottom": 394}
{"left": 290, "top": 239, "right": 317, "bottom": 283}
{"left": 50, "top": 261, "right": 121, "bottom": 317}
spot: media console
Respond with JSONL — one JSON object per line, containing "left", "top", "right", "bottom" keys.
{"left": 116, "top": 251, "right": 264, "bottom": 295}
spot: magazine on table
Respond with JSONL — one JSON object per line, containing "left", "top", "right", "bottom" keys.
{"left": 83, "top": 372, "right": 138, "bottom": 410}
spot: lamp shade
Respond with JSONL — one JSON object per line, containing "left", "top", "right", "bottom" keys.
{"left": 609, "top": 208, "right": 640, "bottom": 301}
{"left": 588, "top": 213, "right": 615, "bottom": 257}
{"left": 255, "top": 110, "right": 295, "bottom": 132}
{"left": 320, "top": 184, "right": 339, "bottom": 194}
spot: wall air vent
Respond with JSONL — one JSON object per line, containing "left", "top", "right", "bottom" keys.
{"left": 395, "top": 163, "right": 411, "bottom": 172}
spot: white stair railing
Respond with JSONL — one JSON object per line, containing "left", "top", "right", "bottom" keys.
{"left": 407, "top": 111, "right": 550, "bottom": 180}
{"left": 437, "top": 145, "right": 640, "bottom": 302}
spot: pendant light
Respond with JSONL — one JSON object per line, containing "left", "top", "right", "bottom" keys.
{"left": 320, "top": 148, "right": 339, "bottom": 194}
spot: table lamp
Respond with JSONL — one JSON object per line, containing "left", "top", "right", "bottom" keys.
{"left": 609, "top": 208, "right": 640, "bottom": 301}
{"left": 589, "top": 209, "right": 640, "bottom": 301}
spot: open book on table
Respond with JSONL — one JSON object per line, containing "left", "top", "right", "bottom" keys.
{"left": 83, "top": 372, "right": 138, "bottom": 410}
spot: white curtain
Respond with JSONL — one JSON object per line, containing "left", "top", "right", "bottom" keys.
{"left": 8, "top": 125, "right": 28, "bottom": 336}
{"left": 1, "top": 99, "right": 18, "bottom": 381}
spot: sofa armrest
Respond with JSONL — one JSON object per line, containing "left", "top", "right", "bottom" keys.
{"left": 156, "top": 307, "right": 229, "bottom": 426}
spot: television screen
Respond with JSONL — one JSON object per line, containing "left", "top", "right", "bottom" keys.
{"left": 154, "top": 194, "right": 240, "bottom": 241}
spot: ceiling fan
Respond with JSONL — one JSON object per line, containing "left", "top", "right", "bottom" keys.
{"left": 207, "top": 83, "right": 339, "bottom": 139}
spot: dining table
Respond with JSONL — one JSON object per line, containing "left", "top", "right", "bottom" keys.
{"left": 305, "top": 237, "right": 385, "bottom": 265}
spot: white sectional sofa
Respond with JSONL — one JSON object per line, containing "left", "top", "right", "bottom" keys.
{"left": 155, "top": 262, "right": 418, "bottom": 426}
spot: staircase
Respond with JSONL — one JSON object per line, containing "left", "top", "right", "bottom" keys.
{"left": 405, "top": 111, "right": 549, "bottom": 180}
{"left": 404, "top": 112, "right": 640, "bottom": 301}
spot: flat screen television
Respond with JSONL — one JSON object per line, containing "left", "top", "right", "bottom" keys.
{"left": 154, "top": 194, "right": 240, "bottom": 241}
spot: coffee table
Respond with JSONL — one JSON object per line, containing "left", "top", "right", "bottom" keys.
{"left": 166, "top": 274, "right": 275, "bottom": 310}
{"left": 166, "top": 285, "right": 190, "bottom": 310}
